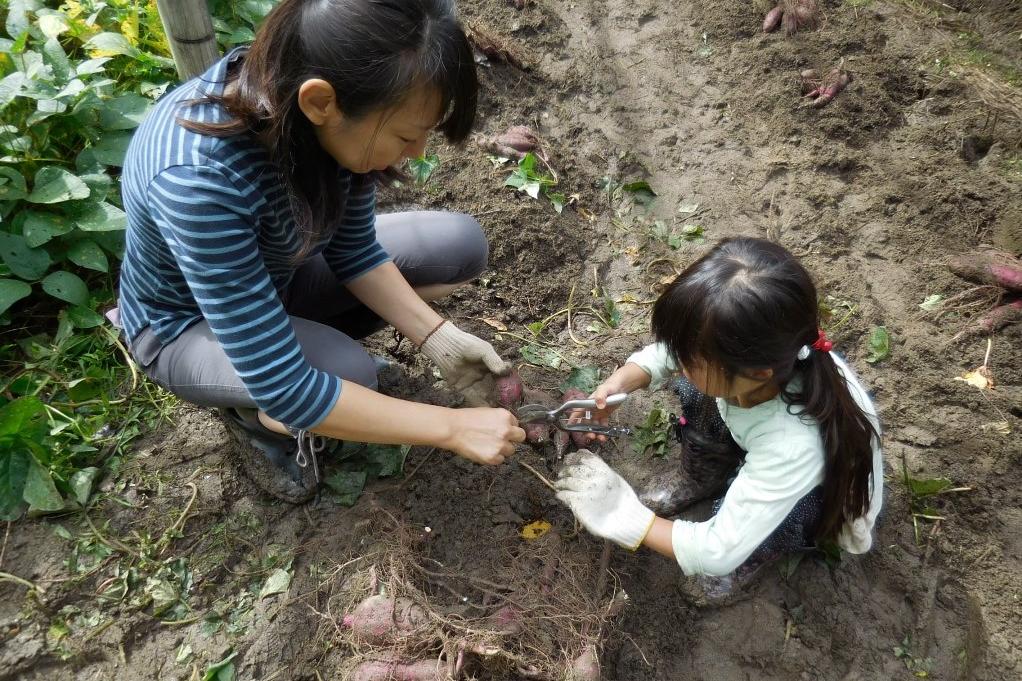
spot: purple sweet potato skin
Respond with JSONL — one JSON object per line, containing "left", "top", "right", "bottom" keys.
{"left": 763, "top": 5, "right": 782, "bottom": 32}
{"left": 350, "top": 659, "right": 442, "bottom": 681}
{"left": 950, "top": 251, "right": 1022, "bottom": 293}
{"left": 568, "top": 645, "right": 601, "bottom": 681}
{"left": 495, "top": 370, "right": 525, "bottom": 410}
{"left": 343, "top": 595, "right": 426, "bottom": 644}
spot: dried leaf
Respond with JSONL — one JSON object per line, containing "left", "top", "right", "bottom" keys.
{"left": 955, "top": 365, "right": 994, "bottom": 390}
{"left": 258, "top": 567, "right": 292, "bottom": 600}
{"left": 520, "top": 520, "right": 552, "bottom": 540}
{"left": 479, "top": 317, "right": 507, "bottom": 332}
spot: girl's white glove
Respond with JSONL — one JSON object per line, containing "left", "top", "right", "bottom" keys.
{"left": 420, "top": 321, "right": 510, "bottom": 406}
{"left": 554, "top": 451, "right": 656, "bottom": 551}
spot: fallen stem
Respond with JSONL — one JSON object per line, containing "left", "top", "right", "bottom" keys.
{"left": 0, "top": 570, "right": 45, "bottom": 594}
{"left": 158, "top": 482, "right": 198, "bottom": 556}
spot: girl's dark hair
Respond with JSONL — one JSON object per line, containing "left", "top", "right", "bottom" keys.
{"left": 651, "top": 237, "right": 880, "bottom": 542}
{"left": 181, "top": 0, "right": 477, "bottom": 256}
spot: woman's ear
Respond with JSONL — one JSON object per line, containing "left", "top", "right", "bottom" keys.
{"left": 748, "top": 368, "right": 774, "bottom": 381}
{"left": 297, "top": 78, "right": 337, "bottom": 126}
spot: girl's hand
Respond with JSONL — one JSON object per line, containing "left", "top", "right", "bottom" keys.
{"left": 444, "top": 407, "right": 526, "bottom": 465}
{"left": 568, "top": 379, "right": 631, "bottom": 445}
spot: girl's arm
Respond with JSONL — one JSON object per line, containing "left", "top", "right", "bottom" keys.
{"left": 640, "top": 517, "right": 677, "bottom": 559}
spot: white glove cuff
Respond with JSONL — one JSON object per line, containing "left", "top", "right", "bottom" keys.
{"left": 419, "top": 321, "right": 460, "bottom": 367}
{"left": 613, "top": 502, "right": 656, "bottom": 552}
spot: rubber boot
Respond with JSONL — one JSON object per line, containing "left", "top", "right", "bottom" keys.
{"left": 638, "top": 378, "right": 745, "bottom": 516}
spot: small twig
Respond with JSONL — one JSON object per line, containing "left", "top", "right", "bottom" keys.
{"left": 0, "top": 521, "right": 10, "bottom": 570}
{"left": 518, "top": 460, "right": 556, "bottom": 492}
{"left": 595, "top": 540, "right": 612, "bottom": 599}
{"left": 401, "top": 447, "right": 437, "bottom": 487}
{"left": 158, "top": 482, "right": 198, "bottom": 556}
{"left": 159, "top": 612, "right": 206, "bottom": 626}
{"left": 0, "top": 570, "right": 45, "bottom": 594}
{"left": 84, "top": 512, "right": 139, "bottom": 558}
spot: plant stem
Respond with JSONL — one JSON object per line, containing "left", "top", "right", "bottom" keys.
{"left": 518, "top": 461, "right": 556, "bottom": 492}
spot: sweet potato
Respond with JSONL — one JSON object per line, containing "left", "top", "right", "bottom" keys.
{"left": 350, "top": 659, "right": 443, "bottom": 681}
{"left": 763, "top": 5, "right": 783, "bottom": 32}
{"left": 479, "top": 125, "right": 540, "bottom": 160}
{"left": 568, "top": 645, "right": 601, "bottom": 681}
{"left": 949, "top": 250, "right": 1022, "bottom": 293}
{"left": 766, "top": 0, "right": 820, "bottom": 36}
{"left": 976, "top": 299, "right": 1022, "bottom": 334}
{"left": 803, "top": 68, "right": 852, "bottom": 108}
{"left": 343, "top": 594, "right": 427, "bottom": 644}
{"left": 495, "top": 370, "right": 525, "bottom": 410}
{"left": 485, "top": 604, "right": 523, "bottom": 635}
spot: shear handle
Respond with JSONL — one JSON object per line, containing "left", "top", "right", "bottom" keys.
{"left": 558, "top": 392, "right": 628, "bottom": 415}
{"left": 558, "top": 422, "right": 632, "bottom": 437}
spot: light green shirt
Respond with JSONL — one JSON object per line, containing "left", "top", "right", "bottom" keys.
{"left": 626, "top": 343, "right": 883, "bottom": 576}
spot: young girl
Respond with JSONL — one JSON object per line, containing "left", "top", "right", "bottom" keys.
{"left": 116, "top": 0, "right": 525, "bottom": 503}
{"left": 555, "top": 237, "right": 883, "bottom": 596}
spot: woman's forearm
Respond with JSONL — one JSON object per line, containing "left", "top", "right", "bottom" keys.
{"left": 345, "top": 262, "right": 443, "bottom": 345}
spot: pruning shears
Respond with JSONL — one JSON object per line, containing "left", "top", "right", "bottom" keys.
{"left": 516, "top": 393, "right": 633, "bottom": 438}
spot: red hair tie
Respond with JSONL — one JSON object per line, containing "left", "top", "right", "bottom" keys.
{"left": 811, "top": 328, "right": 833, "bottom": 352}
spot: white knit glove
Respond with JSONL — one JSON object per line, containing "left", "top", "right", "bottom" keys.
{"left": 554, "top": 451, "right": 656, "bottom": 551}
{"left": 419, "top": 321, "right": 511, "bottom": 407}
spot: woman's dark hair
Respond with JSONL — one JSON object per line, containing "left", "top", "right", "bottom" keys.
{"left": 651, "top": 237, "right": 880, "bottom": 542}
{"left": 181, "top": 0, "right": 478, "bottom": 256}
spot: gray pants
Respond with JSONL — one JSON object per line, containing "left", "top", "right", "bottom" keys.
{"left": 130, "top": 211, "right": 488, "bottom": 410}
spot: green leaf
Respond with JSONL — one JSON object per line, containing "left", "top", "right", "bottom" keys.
{"left": 37, "top": 11, "right": 71, "bottom": 39}
{"left": 523, "top": 180, "right": 542, "bottom": 199}
{"left": 0, "top": 396, "right": 46, "bottom": 438}
{"left": 27, "top": 167, "right": 90, "bottom": 204}
{"left": 0, "top": 449, "right": 31, "bottom": 520}
{"left": 603, "top": 296, "right": 621, "bottom": 328}
{"left": 258, "top": 567, "right": 292, "bottom": 599}
{"left": 919, "top": 294, "right": 943, "bottom": 312}
{"left": 408, "top": 154, "right": 439, "bottom": 185}
{"left": 323, "top": 471, "right": 367, "bottom": 507}
{"left": 87, "top": 132, "right": 132, "bottom": 167}
{"left": 0, "top": 167, "right": 28, "bottom": 202}
{"left": 560, "top": 366, "right": 600, "bottom": 394}
{"left": 67, "top": 239, "right": 109, "bottom": 272}
{"left": 74, "top": 57, "right": 112, "bottom": 76}
{"left": 41, "top": 37, "right": 72, "bottom": 82}
{"left": 622, "top": 180, "right": 657, "bottom": 206}
{"left": 83, "top": 32, "right": 141, "bottom": 58}
{"left": 0, "top": 231, "right": 52, "bottom": 280}
{"left": 70, "top": 467, "right": 100, "bottom": 506}
{"left": 23, "top": 210, "right": 73, "bottom": 247}
{"left": 906, "top": 476, "right": 952, "bottom": 498}
{"left": 362, "top": 443, "right": 409, "bottom": 478}
{"left": 865, "top": 325, "right": 891, "bottom": 364}
{"left": 98, "top": 93, "right": 151, "bottom": 130}
{"left": 520, "top": 344, "right": 564, "bottom": 369}
{"left": 201, "top": 650, "right": 237, "bottom": 681}
{"left": 23, "top": 456, "right": 64, "bottom": 512}
{"left": 68, "top": 200, "right": 128, "bottom": 231}
{"left": 68, "top": 305, "right": 104, "bottom": 328}
{"left": 146, "top": 576, "right": 179, "bottom": 616}
{"left": 0, "top": 278, "right": 31, "bottom": 315}
{"left": 42, "top": 270, "right": 89, "bottom": 306}
{"left": 548, "top": 192, "right": 566, "bottom": 214}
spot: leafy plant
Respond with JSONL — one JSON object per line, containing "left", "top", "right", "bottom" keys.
{"left": 560, "top": 365, "right": 600, "bottom": 394}
{"left": 322, "top": 441, "right": 410, "bottom": 506}
{"left": 407, "top": 153, "right": 439, "bottom": 185}
{"left": 504, "top": 152, "right": 562, "bottom": 212}
{"left": 865, "top": 325, "right": 891, "bottom": 363}
{"left": 893, "top": 635, "right": 933, "bottom": 678}
{"left": 633, "top": 406, "right": 671, "bottom": 458}
{"left": 648, "top": 219, "right": 704, "bottom": 249}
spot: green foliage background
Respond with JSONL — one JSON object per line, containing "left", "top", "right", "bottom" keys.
{"left": 0, "top": 0, "right": 276, "bottom": 519}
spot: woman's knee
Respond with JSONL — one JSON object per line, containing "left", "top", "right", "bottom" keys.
{"left": 447, "top": 213, "right": 489, "bottom": 282}
{"left": 292, "top": 319, "right": 379, "bottom": 390}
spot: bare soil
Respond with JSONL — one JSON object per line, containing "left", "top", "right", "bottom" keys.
{"left": 3, "top": 1, "right": 1021, "bottom": 679}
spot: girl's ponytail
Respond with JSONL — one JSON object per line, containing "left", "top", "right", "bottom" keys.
{"left": 788, "top": 347, "right": 878, "bottom": 542}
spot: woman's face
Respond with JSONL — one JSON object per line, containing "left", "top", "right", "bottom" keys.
{"left": 301, "top": 81, "right": 442, "bottom": 174}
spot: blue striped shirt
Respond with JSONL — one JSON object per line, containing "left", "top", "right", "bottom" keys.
{"left": 119, "top": 49, "right": 390, "bottom": 429}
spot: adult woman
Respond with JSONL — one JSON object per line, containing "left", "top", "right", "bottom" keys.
{"left": 117, "top": 0, "right": 525, "bottom": 502}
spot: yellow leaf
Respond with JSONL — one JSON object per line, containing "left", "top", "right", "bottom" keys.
{"left": 980, "top": 421, "right": 1011, "bottom": 435}
{"left": 955, "top": 366, "right": 994, "bottom": 390}
{"left": 520, "top": 520, "right": 551, "bottom": 540}
{"left": 121, "top": 12, "right": 139, "bottom": 46}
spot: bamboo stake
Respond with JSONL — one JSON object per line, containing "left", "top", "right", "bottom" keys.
{"left": 155, "top": 0, "right": 220, "bottom": 80}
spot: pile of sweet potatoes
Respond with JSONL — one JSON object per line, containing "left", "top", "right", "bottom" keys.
{"left": 494, "top": 371, "right": 590, "bottom": 459}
